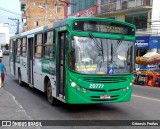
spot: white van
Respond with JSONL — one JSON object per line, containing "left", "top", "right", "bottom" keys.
{"left": 0, "top": 50, "right": 3, "bottom": 58}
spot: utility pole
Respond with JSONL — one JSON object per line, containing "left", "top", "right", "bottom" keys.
{"left": 8, "top": 18, "right": 20, "bottom": 34}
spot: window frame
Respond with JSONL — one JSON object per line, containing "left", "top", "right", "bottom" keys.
{"left": 22, "top": 37, "right": 27, "bottom": 57}
{"left": 34, "top": 33, "right": 43, "bottom": 58}
{"left": 17, "top": 38, "right": 22, "bottom": 56}
{"left": 125, "top": 12, "right": 148, "bottom": 29}
{"left": 43, "top": 29, "right": 55, "bottom": 59}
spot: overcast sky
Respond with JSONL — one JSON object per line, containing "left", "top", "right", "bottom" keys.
{"left": 0, "top": 0, "right": 22, "bottom": 34}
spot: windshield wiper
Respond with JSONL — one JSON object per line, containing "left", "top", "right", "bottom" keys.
{"left": 89, "top": 33, "right": 102, "bottom": 51}
{"left": 89, "top": 33, "right": 104, "bottom": 61}
{"left": 89, "top": 33, "right": 104, "bottom": 71}
{"left": 112, "top": 40, "right": 122, "bottom": 56}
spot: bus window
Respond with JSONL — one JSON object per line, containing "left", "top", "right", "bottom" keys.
{"left": 22, "top": 37, "right": 27, "bottom": 56}
{"left": 35, "top": 33, "right": 42, "bottom": 58}
{"left": 43, "top": 31, "right": 55, "bottom": 58}
{"left": 17, "top": 39, "right": 22, "bottom": 55}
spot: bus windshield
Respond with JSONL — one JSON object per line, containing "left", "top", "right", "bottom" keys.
{"left": 69, "top": 36, "right": 134, "bottom": 75}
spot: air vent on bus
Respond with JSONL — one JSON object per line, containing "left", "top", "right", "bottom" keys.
{"left": 81, "top": 77, "right": 127, "bottom": 83}
{"left": 89, "top": 89, "right": 106, "bottom": 92}
{"left": 109, "top": 89, "right": 121, "bottom": 92}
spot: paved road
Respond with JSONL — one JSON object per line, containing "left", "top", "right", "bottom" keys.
{"left": 1, "top": 56, "right": 160, "bottom": 129}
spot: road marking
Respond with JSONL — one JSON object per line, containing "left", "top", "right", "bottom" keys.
{"left": 132, "top": 94, "right": 160, "bottom": 102}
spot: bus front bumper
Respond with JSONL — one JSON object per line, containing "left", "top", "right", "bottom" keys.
{"left": 66, "top": 86, "right": 132, "bottom": 104}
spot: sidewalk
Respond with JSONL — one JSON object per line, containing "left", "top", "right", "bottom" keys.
{"left": 0, "top": 87, "right": 40, "bottom": 129}
{"left": 0, "top": 88, "right": 31, "bottom": 120}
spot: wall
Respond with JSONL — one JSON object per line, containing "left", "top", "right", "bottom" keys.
{"left": 21, "top": 0, "right": 64, "bottom": 31}
{"left": 151, "top": 0, "right": 160, "bottom": 34}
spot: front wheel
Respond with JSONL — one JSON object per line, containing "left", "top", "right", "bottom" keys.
{"left": 47, "top": 80, "right": 58, "bottom": 105}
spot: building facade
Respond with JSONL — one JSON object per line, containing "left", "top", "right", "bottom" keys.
{"left": 20, "top": 0, "right": 64, "bottom": 31}
{"left": 64, "top": 0, "right": 97, "bottom": 17}
{"left": 97, "top": 0, "right": 158, "bottom": 35}
{"left": 65, "top": 0, "right": 160, "bottom": 36}
{"left": 0, "top": 23, "right": 10, "bottom": 50}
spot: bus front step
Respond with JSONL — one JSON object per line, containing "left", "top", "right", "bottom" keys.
{"left": 29, "top": 83, "right": 34, "bottom": 88}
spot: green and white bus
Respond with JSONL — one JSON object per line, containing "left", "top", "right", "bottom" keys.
{"left": 9, "top": 17, "right": 136, "bottom": 105}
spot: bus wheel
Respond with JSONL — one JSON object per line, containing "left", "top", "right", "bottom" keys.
{"left": 47, "top": 80, "right": 58, "bottom": 105}
{"left": 18, "top": 70, "right": 23, "bottom": 86}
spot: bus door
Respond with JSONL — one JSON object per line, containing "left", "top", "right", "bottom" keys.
{"left": 27, "top": 35, "right": 34, "bottom": 85}
{"left": 56, "top": 31, "right": 68, "bottom": 99}
{"left": 13, "top": 39, "right": 16, "bottom": 76}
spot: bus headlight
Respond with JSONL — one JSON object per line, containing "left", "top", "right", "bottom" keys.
{"left": 123, "top": 88, "right": 126, "bottom": 92}
{"left": 71, "top": 82, "right": 76, "bottom": 87}
{"left": 77, "top": 86, "right": 81, "bottom": 91}
{"left": 123, "top": 86, "right": 130, "bottom": 92}
{"left": 83, "top": 88, "right": 87, "bottom": 93}
{"left": 130, "top": 82, "right": 133, "bottom": 86}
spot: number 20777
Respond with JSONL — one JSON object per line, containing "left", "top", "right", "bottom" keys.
{"left": 89, "top": 84, "right": 104, "bottom": 89}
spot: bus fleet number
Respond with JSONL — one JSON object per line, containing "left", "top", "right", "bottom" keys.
{"left": 89, "top": 84, "right": 104, "bottom": 89}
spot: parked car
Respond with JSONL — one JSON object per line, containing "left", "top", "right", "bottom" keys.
{"left": 3, "top": 50, "right": 9, "bottom": 55}
{"left": 0, "top": 50, "right": 3, "bottom": 58}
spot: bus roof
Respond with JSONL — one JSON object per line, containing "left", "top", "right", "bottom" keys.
{"left": 53, "top": 17, "right": 136, "bottom": 29}
{"left": 21, "top": 26, "right": 48, "bottom": 36}
{"left": 10, "top": 26, "right": 48, "bottom": 39}
{"left": 10, "top": 34, "right": 21, "bottom": 40}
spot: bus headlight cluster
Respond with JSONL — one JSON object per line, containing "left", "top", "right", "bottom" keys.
{"left": 77, "top": 87, "right": 87, "bottom": 93}
{"left": 123, "top": 86, "right": 130, "bottom": 92}
{"left": 70, "top": 80, "right": 87, "bottom": 93}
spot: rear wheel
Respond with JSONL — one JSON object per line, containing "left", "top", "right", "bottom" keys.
{"left": 47, "top": 80, "right": 58, "bottom": 105}
{"left": 18, "top": 70, "right": 23, "bottom": 86}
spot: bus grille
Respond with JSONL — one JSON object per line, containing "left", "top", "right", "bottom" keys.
{"left": 81, "top": 77, "right": 127, "bottom": 83}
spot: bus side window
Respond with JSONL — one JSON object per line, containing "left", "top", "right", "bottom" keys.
{"left": 44, "top": 32, "right": 47, "bottom": 44}
{"left": 17, "top": 38, "right": 22, "bottom": 56}
{"left": 43, "top": 30, "right": 55, "bottom": 59}
{"left": 22, "top": 37, "right": 27, "bottom": 56}
{"left": 35, "top": 33, "right": 43, "bottom": 58}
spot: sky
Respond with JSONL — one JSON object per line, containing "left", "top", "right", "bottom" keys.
{"left": 0, "top": 0, "right": 22, "bottom": 34}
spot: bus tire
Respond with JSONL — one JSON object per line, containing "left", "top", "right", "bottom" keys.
{"left": 47, "top": 80, "right": 58, "bottom": 105}
{"left": 18, "top": 70, "right": 23, "bottom": 86}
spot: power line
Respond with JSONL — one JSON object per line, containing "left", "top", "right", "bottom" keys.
{"left": 0, "top": 6, "right": 21, "bottom": 16}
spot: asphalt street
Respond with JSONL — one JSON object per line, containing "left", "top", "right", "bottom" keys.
{"left": 1, "top": 56, "right": 160, "bottom": 129}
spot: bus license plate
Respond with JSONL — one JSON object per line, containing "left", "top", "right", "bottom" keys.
{"left": 100, "top": 95, "right": 111, "bottom": 99}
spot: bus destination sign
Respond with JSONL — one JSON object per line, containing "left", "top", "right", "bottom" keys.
{"left": 73, "top": 21, "right": 135, "bottom": 35}
{"left": 84, "top": 24, "right": 126, "bottom": 34}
